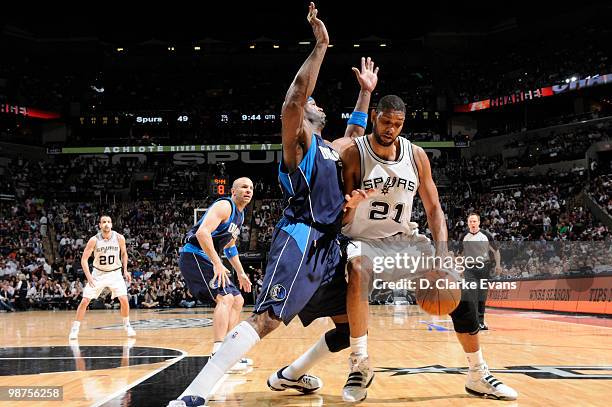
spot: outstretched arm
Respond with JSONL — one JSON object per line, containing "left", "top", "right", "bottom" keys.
{"left": 331, "top": 57, "right": 378, "bottom": 153}
{"left": 344, "top": 57, "right": 379, "bottom": 139}
{"left": 281, "top": 2, "right": 329, "bottom": 172}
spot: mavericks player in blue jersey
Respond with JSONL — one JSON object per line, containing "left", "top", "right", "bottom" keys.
{"left": 178, "top": 177, "right": 253, "bottom": 369}
{"left": 171, "top": 4, "right": 369, "bottom": 406}
{"left": 267, "top": 57, "right": 380, "bottom": 393}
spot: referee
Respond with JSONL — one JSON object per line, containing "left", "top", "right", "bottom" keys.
{"left": 458, "top": 213, "right": 502, "bottom": 331}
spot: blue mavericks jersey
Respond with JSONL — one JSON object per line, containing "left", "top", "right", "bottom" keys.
{"left": 278, "top": 133, "right": 344, "bottom": 226}
{"left": 182, "top": 198, "right": 243, "bottom": 258}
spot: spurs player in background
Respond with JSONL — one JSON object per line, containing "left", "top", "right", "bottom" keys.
{"left": 340, "top": 95, "right": 518, "bottom": 401}
{"left": 69, "top": 215, "right": 135, "bottom": 339}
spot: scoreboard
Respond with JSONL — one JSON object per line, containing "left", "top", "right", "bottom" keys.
{"left": 77, "top": 112, "right": 192, "bottom": 128}
{"left": 210, "top": 177, "right": 229, "bottom": 196}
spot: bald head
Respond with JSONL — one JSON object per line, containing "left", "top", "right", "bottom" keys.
{"left": 231, "top": 177, "right": 254, "bottom": 209}
{"left": 232, "top": 177, "right": 252, "bottom": 189}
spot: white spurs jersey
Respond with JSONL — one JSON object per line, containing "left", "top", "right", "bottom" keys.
{"left": 342, "top": 135, "right": 419, "bottom": 239}
{"left": 92, "top": 231, "right": 122, "bottom": 272}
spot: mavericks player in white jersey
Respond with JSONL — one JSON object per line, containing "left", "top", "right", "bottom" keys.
{"left": 340, "top": 95, "right": 517, "bottom": 402}
{"left": 69, "top": 215, "right": 136, "bottom": 339}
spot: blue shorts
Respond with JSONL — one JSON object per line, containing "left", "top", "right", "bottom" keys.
{"left": 254, "top": 218, "right": 343, "bottom": 325}
{"left": 178, "top": 251, "right": 241, "bottom": 302}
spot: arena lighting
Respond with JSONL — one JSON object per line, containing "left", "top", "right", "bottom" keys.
{"left": 353, "top": 44, "right": 360, "bottom": 47}
{"left": 571, "top": 76, "right": 577, "bottom": 82}
{"left": 565, "top": 78, "right": 570, "bottom": 83}
{"left": 380, "top": 43, "right": 387, "bottom": 47}
{"left": 168, "top": 46, "right": 175, "bottom": 51}
{"left": 328, "top": 44, "right": 334, "bottom": 47}
{"left": 298, "top": 41, "right": 310, "bottom": 45}
{"left": 116, "top": 47, "right": 124, "bottom": 52}
{"left": 273, "top": 45, "right": 279, "bottom": 49}
{"left": 249, "top": 44, "right": 255, "bottom": 49}
{"left": 193, "top": 46, "right": 201, "bottom": 51}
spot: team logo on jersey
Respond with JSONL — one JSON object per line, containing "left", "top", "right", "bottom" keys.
{"left": 209, "top": 279, "right": 220, "bottom": 289}
{"left": 364, "top": 176, "right": 416, "bottom": 192}
{"left": 269, "top": 284, "right": 287, "bottom": 301}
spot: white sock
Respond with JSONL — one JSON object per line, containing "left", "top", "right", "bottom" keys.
{"left": 284, "top": 334, "right": 332, "bottom": 380}
{"left": 123, "top": 317, "right": 130, "bottom": 326}
{"left": 350, "top": 335, "right": 368, "bottom": 357}
{"left": 72, "top": 321, "right": 81, "bottom": 329}
{"left": 182, "top": 321, "right": 260, "bottom": 399}
{"left": 466, "top": 349, "right": 485, "bottom": 370}
{"left": 212, "top": 341, "right": 222, "bottom": 355}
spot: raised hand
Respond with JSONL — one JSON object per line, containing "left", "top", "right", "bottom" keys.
{"left": 307, "top": 2, "right": 329, "bottom": 46}
{"left": 352, "top": 57, "right": 379, "bottom": 93}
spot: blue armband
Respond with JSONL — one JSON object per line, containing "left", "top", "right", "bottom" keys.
{"left": 347, "top": 111, "right": 368, "bottom": 128}
{"left": 223, "top": 245, "right": 239, "bottom": 259}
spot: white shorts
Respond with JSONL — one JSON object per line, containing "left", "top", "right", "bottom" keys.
{"left": 345, "top": 231, "right": 436, "bottom": 285}
{"left": 82, "top": 268, "right": 128, "bottom": 299}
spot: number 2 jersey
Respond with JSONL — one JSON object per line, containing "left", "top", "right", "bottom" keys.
{"left": 181, "top": 197, "right": 243, "bottom": 258}
{"left": 341, "top": 135, "right": 420, "bottom": 239}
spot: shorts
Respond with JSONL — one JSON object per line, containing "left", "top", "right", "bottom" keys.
{"left": 254, "top": 218, "right": 342, "bottom": 325}
{"left": 298, "top": 252, "right": 348, "bottom": 327}
{"left": 345, "top": 231, "right": 435, "bottom": 293}
{"left": 82, "top": 268, "right": 128, "bottom": 299}
{"left": 179, "top": 252, "right": 241, "bottom": 302}
{"left": 345, "top": 231, "right": 480, "bottom": 333}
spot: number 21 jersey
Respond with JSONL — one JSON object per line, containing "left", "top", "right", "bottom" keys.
{"left": 342, "top": 135, "right": 419, "bottom": 240}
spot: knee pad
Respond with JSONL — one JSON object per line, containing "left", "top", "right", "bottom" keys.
{"left": 450, "top": 299, "right": 480, "bottom": 334}
{"left": 324, "top": 323, "right": 350, "bottom": 352}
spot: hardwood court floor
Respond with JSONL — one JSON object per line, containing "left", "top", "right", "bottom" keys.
{"left": 1, "top": 305, "right": 611, "bottom": 406}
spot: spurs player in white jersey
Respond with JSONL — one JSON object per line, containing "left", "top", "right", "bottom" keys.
{"left": 69, "top": 215, "right": 136, "bottom": 339}
{"left": 339, "top": 95, "right": 517, "bottom": 402}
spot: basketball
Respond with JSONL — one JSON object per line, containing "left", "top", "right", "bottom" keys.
{"left": 416, "top": 269, "right": 461, "bottom": 315}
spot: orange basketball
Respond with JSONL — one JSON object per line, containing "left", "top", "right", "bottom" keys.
{"left": 416, "top": 269, "right": 461, "bottom": 315}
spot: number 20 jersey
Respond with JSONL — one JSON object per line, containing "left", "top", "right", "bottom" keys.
{"left": 92, "top": 231, "right": 122, "bottom": 272}
{"left": 341, "top": 135, "right": 419, "bottom": 240}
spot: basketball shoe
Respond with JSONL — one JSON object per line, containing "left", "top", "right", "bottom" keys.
{"left": 125, "top": 324, "right": 136, "bottom": 337}
{"left": 267, "top": 366, "right": 323, "bottom": 393}
{"left": 167, "top": 395, "right": 206, "bottom": 406}
{"left": 465, "top": 363, "right": 518, "bottom": 400}
{"left": 342, "top": 353, "right": 374, "bottom": 402}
